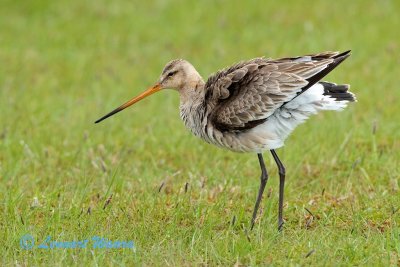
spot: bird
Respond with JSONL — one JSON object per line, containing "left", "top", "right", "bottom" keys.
{"left": 95, "top": 50, "right": 356, "bottom": 230}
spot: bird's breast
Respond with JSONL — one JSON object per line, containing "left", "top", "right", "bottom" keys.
{"left": 179, "top": 102, "right": 208, "bottom": 140}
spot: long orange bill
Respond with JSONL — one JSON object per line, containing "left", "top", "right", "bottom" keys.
{"left": 95, "top": 83, "right": 161, "bottom": 124}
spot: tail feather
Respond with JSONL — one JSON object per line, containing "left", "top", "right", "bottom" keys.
{"left": 320, "top": 81, "right": 357, "bottom": 102}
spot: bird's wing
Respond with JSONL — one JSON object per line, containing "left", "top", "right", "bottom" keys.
{"left": 205, "top": 51, "right": 350, "bottom": 132}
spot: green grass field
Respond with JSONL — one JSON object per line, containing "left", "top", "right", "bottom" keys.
{"left": 1, "top": 0, "right": 399, "bottom": 265}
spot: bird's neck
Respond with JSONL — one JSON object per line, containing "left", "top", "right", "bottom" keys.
{"left": 179, "top": 79, "right": 207, "bottom": 138}
{"left": 179, "top": 79, "right": 205, "bottom": 105}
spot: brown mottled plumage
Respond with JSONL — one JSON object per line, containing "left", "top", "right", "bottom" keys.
{"left": 95, "top": 51, "right": 356, "bottom": 230}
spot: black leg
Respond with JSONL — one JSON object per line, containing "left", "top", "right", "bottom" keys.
{"left": 251, "top": 153, "right": 269, "bottom": 230}
{"left": 271, "top": 149, "right": 286, "bottom": 231}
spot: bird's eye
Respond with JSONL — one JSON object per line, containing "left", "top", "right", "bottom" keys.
{"left": 167, "top": 71, "right": 177, "bottom": 78}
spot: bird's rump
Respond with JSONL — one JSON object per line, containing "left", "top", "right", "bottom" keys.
{"left": 204, "top": 51, "right": 349, "bottom": 132}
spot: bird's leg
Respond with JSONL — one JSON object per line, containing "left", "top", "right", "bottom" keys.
{"left": 250, "top": 153, "right": 269, "bottom": 230}
{"left": 271, "top": 149, "right": 286, "bottom": 231}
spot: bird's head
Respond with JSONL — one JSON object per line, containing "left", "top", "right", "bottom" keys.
{"left": 159, "top": 59, "right": 200, "bottom": 90}
{"left": 95, "top": 59, "right": 202, "bottom": 124}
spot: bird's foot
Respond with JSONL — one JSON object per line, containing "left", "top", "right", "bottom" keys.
{"left": 250, "top": 219, "right": 256, "bottom": 231}
{"left": 278, "top": 220, "right": 284, "bottom": 231}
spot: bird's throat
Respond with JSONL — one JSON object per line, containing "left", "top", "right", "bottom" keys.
{"left": 178, "top": 80, "right": 205, "bottom": 105}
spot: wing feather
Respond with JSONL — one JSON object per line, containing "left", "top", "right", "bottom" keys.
{"left": 204, "top": 51, "right": 350, "bottom": 132}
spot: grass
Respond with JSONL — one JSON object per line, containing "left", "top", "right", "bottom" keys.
{"left": 1, "top": 0, "right": 399, "bottom": 265}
